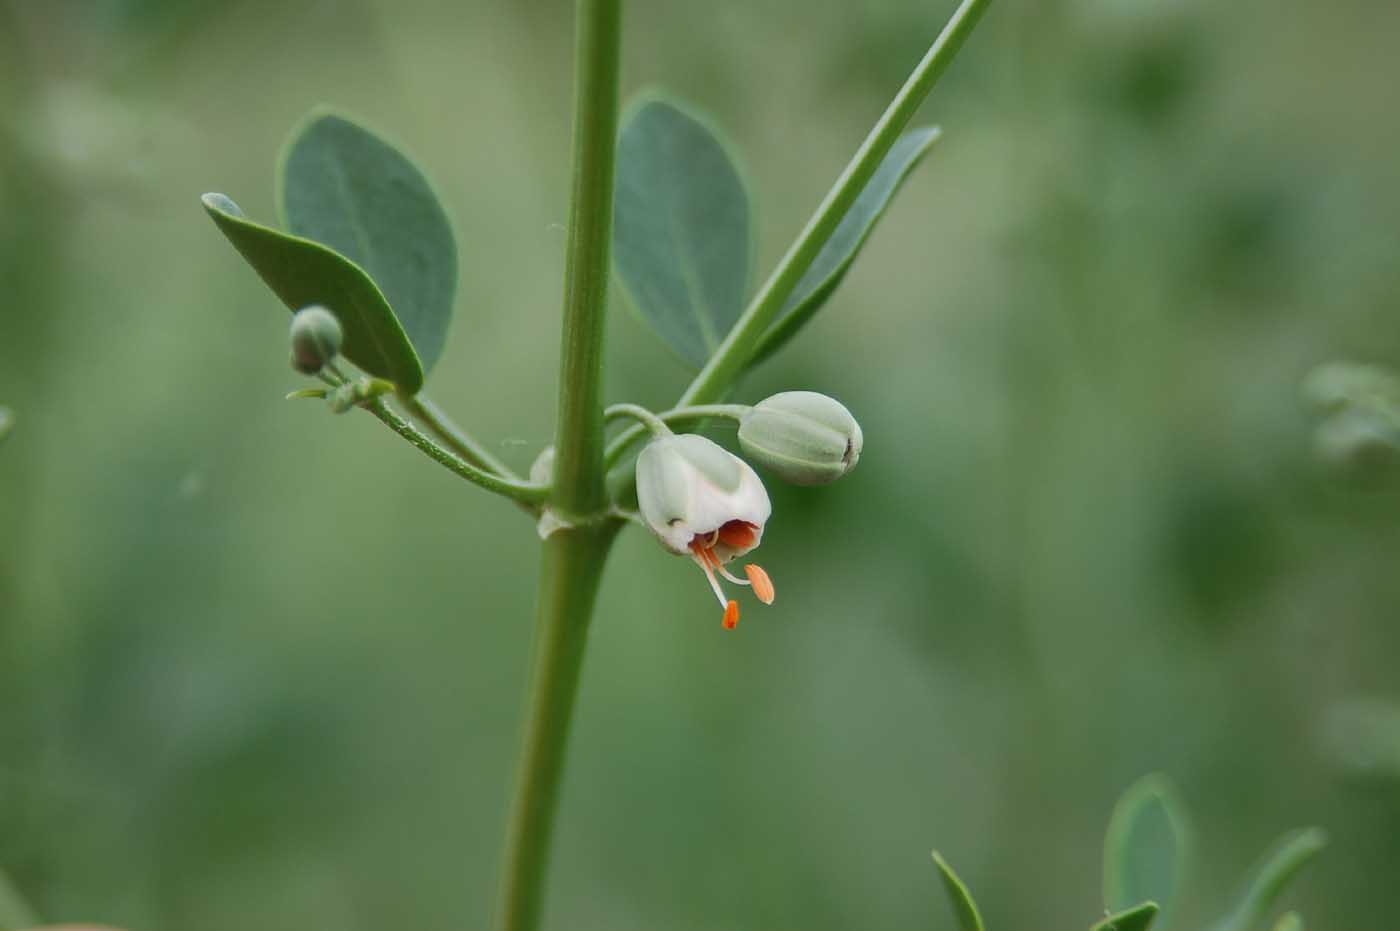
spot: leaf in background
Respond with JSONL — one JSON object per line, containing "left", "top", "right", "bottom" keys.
{"left": 1319, "top": 697, "right": 1400, "bottom": 783}
{"left": 1271, "top": 912, "right": 1303, "bottom": 931}
{"left": 279, "top": 109, "right": 458, "bottom": 376}
{"left": 1104, "top": 774, "right": 1190, "bottom": 929}
{"left": 1092, "top": 901, "right": 1160, "bottom": 931}
{"left": 201, "top": 193, "right": 424, "bottom": 393}
{"left": 0, "top": 407, "right": 12, "bottom": 444}
{"left": 0, "top": 864, "right": 40, "bottom": 930}
{"left": 931, "top": 850, "right": 985, "bottom": 931}
{"left": 1213, "top": 828, "right": 1327, "bottom": 931}
{"left": 749, "top": 126, "right": 941, "bottom": 366}
{"left": 613, "top": 95, "right": 753, "bottom": 368}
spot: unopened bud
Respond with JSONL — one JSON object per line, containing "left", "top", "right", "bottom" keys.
{"left": 1314, "top": 406, "right": 1400, "bottom": 485}
{"left": 738, "top": 391, "right": 862, "bottom": 486}
{"left": 1301, "top": 362, "right": 1400, "bottom": 416}
{"left": 289, "top": 305, "right": 343, "bottom": 375}
{"left": 530, "top": 446, "right": 556, "bottom": 485}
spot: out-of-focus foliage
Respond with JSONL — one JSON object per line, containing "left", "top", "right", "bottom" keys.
{"left": 3, "top": 1, "right": 1400, "bottom": 930}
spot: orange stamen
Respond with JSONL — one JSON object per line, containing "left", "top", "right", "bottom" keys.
{"left": 745, "top": 564, "right": 775, "bottom": 604}
{"left": 717, "top": 520, "right": 758, "bottom": 550}
{"left": 722, "top": 599, "right": 739, "bottom": 629}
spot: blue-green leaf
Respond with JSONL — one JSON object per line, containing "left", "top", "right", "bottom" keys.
{"left": 1213, "top": 828, "right": 1327, "bottom": 931}
{"left": 201, "top": 192, "right": 424, "bottom": 393}
{"left": 1104, "top": 774, "right": 1190, "bottom": 930}
{"left": 279, "top": 109, "right": 458, "bottom": 376}
{"left": 931, "top": 850, "right": 985, "bottom": 931}
{"left": 613, "top": 95, "right": 753, "bottom": 369}
{"left": 749, "top": 126, "right": 941, "bottom": 366}
{"left": 1092, "top": 901, "right": 1160, "bottom": 931}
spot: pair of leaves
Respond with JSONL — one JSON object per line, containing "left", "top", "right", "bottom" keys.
{"left": 1104, "top": 774, "right": 1326, "bottom": 931}
{"left": 933, "top": 849, "right": 1158, "bottom": 931}
{"left": 203, "top": 109, "right": 457, "bottom": 395}
{"left": 612, "top": 95, "right": 940, "bottom": 370}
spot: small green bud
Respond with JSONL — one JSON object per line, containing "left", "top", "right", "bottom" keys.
{"left": 529, "top": 445, "right": 556, "bottom": 485}
{"left": 1314, "top": 406, "right": 1400, "bottom": 485}
{"left": 289, "top": 305, "right": 343, "bottom": 375}
{"left": 1301, "top": 361, "right": 1400, "bottom": 415}
{"left": 738, "top": 391, "right": 862, "bottom": 486}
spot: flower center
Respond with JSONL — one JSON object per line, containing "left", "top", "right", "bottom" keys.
{"left": 687, "top": 521, "right": 774, "bottom": 630}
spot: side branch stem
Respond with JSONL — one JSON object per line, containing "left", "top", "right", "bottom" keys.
{"left": 603, "top": 404, "right": 752, "bottom": 469}
{"left": 676, "top": 0, "right": 994, "bottom": 408}
{"left": 407, "top": 395, "right": 520, "bottom": 480}
{"left": 364, "top": 399, "right": 548, "bottom": 503}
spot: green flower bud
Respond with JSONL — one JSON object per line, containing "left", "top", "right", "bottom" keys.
{"left": 1314, "top": 406, "right": 1400, "bottom": 485}
{"left": 289, "top": 305, "right": 343, "bottom": 375}
{"left": 529, "top": 445, "right": 556, "bottom": 485}
{"left": 737, "top": 391, "right": 862, "bottom": 486}
{"left": 1301, "top": 361, "right": 1400, "bottom": 416}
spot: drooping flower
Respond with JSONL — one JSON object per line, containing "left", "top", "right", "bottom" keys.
{"left": 635, "top": 433, "right": 775, "bottom": 629}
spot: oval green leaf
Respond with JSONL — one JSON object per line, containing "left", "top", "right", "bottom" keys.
{"left": 279, "top": 109, "right": 458, "bottom": 376}
{"left": 1092, "top": 901, "right": 1160, "bottom": 931}
{"left": 201, "top": 192, "right": 424, "bottom": 393}
{"left": 1213, "top": 828, "right": 1327, "bottom": 931}
{"left": 749, "top": 126, "right": 942, "bottom": 366}
{"left": 613, "top": 95, "right": 753, "bottom": 369}
{"left": 931, "top": 850, "right": 985, "bottom": 931}
{"left": 1104, "top": 774, "right": 1190, "bottom": 930}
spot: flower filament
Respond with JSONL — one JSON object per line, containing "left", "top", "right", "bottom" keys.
{"left": 687, "top": 520, "right": 775, "bottom": 630}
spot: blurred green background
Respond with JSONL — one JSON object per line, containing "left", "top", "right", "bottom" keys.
{"left": 4, "top": 0, "right": 1400, "bottom": 928}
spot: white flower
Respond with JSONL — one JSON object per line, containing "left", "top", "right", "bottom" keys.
{"left": 635, "top": 433, "right": 776, "bottom": 629}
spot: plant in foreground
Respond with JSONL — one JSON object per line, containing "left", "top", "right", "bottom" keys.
{"left": 189, "top": 2, "right": 992, "bottom": 929}
{"left": 931, "top": 774, "right": 1325, "bottom": 931}
{"left": 0, "top": 2, "right": 1334, "bottom": 930}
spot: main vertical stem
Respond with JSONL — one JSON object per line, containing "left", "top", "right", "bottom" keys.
{"left": 494, "top": 1, "right": 622, "bottom": 930}
{"left": 551, "top": 0, "right": 623, "bottom": 518}
{"left": 495, "top": 526, "right": 618, "bottom": 931}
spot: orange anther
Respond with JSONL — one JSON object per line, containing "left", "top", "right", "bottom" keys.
{"left": 745, "top": 564, "right": 775, "bottom": 604}
{"left": 722, "top": 599, "right": 740, "bottom": 629}
{"left": 717, "top": 520, "right": 758, "bottom": 550}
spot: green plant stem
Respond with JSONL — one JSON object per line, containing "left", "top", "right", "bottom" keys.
{"left": 602, "top": 0, "right": 991, "bottom": 473}
{"left": 494, "top": 0, "right": 622, "bottom": 930}
{"left": 603, "top": 402, "right": 675, "bottom": 437}
{"left": 494, "top": 522, "right": 619, "bottom": 931}
{"left": 677, "top": 0, "right": 993, "bottom": 409}
{"left": 603, "top": 403, "right": 751, "bottom": 468}
{"left": 549, "top": 0, "right": 623, "bottom": 519}
{"left": 406, "top": 395, "right": 521, "bottom": 480}
{"left": 363, "top": 399, "right": 549, "bottom": 504}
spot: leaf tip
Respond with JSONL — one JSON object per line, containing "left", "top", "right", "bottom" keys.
{"left": 200, "top": 192, "right": 242, "bottom": 217}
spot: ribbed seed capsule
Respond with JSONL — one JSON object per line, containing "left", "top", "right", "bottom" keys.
{"left": 738, "top": 391, "right": 862, "bottom": 486}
